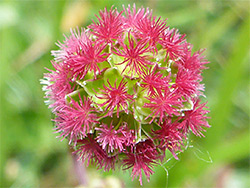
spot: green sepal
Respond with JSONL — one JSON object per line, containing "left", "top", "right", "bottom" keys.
{"left": 156, "top": 49, "right": 167, "bottom": 67}
{"left": 110, "top": 53, "right": 124, "bottom": 70}
{"left": 65, "top": 88, "right": 87, "bottom": 104}
{"left": 134, "top": 90, "right": 152, "bottom": 118}
{"left": 103, "top": 67, "right": 123, "bottom": 86}
{"left": 181, "top": 98, "right": 194, "bottom": 111}
{"left": 98, "top": 61, "right": 111, "bottom": 71}
{"left": 125, "top": 77, "right": 139, "bottom": 95}
{"left": 79, "top": 79, "right": 104, "bottom": 96}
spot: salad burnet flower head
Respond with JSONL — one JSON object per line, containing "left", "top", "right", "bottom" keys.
{"left": 41, "top": 4, "right": 210, "bottom": 185}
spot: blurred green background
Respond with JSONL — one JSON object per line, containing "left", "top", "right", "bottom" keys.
{"left": 0, "top": 0, "right": 249, "bottom": 187}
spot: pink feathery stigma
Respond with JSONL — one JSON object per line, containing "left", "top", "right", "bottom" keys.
{"left": 96, "top": 79, "right": 134, "bottom": 117}
{"left": 123, "top": 140, "right": 158, "bottom": 185}
{"left": 153, "top": 119, "right": 184, "bottom": 160}
{"left": 54, "top": 95, "right": 98, "bottom": 145}
{"left": 89, "top": 6, "right": 125, "bottom": 44}
{"left": 140, "top": 66, "right": 170, "bottom": 96}
{"left": 144, "top": 89, "right": 184, "bottom": 123}
{"left": 113, "top": 31, "right": 154, "bottom": 77}
{"left": 96, "top": 123, "right": 125, "bottom": 153}
{"left": 134, "top": 13, "right": 167, "bottom": 53}
{"left": 159, "top": 28, "right": 188, "bottom": 62}
{"left": 178, "top": 99, "right": 210, "bottom": 137}
{"left": 42, "top": 61, "right": 74, "bottom": 112}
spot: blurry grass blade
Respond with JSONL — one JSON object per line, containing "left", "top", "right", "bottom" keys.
{"left": 166, "top": 6, "right": 206, "bottom": 27}
{"left": 212, "top": 130, "right": 250, "bottom": 164}
{"left": 12, "top": 39, "right": 51, "bottom": 72}
{"left": 206, "top": 18, "right": 250, "bottom": 147}
{"left": 51, "top": 1, "right": 67, "bottom": 38}
{"left": 6, "top": 74, "right": 32, "bottom": 109}
{"left": 200, "top": 9, "right": 238, "bottom": 48}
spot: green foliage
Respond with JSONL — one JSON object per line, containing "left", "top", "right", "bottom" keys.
{"left": 0, "top": 0, "right": 249, "bottom": 187}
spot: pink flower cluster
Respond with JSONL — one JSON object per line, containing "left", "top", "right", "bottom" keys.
{"left": 41, "top": 5, "right": 210, "bottom": 185}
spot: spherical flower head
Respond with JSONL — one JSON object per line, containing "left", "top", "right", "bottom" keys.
{"left": 41, "top": 4, "right": 210, "bottom": 185}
